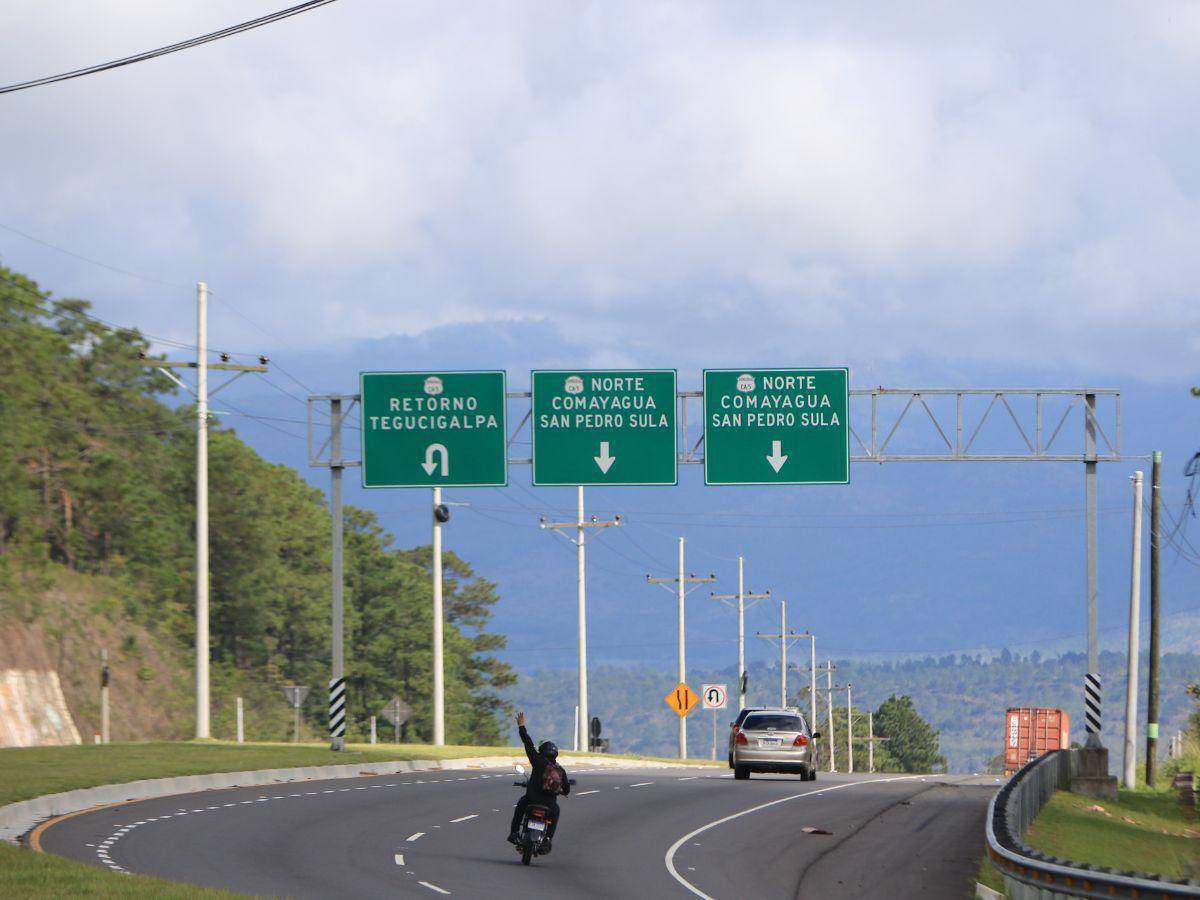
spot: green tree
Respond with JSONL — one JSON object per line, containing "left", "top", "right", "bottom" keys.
{"left": 873, "top": 694, "right": 946, "bottom": 773}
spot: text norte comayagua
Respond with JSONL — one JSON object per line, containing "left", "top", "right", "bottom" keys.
{"left": 710, "top": 391, "right": 840, "bottom": 429}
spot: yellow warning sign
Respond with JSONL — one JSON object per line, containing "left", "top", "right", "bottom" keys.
{"left": 664, "top": 682, "right": 700, "bottom": 718}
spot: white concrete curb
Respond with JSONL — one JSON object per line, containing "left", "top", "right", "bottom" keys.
{"left": 1, "top": 753, "right": 712, "bottom": 843}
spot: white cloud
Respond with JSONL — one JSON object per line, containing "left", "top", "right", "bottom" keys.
{"left": 1, "top": 2, "right": 1198, "bottom": 377}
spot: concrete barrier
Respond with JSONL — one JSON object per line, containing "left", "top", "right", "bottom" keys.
{"left": 2, "top": 752, "right": 704, "bottom": 843}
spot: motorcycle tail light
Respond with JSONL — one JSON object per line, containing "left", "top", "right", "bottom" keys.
{"left": 531, "top": 809, "right": 546, "bottom": 818}
{"left": 793, "top": 734, "right": 808, "bottom": 747}
{"left": 734, "top": 731, "right": 748, "bottom": 746}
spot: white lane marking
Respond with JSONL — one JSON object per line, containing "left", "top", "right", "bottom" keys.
{"left": 419, "top": 882, "right": 451, "bottom": 895}
{"left": 449, "top": 814, "right": 477, "bottom": 823}
{"left": 394, "top": 853, "right": 405, "bottom": 866}
{"left": 576, "top": 790, "right": 600, "bottom": 795}
{"left": 678, "top": 776, "right": 699, "bottom": 781}
{"left": 406, "top": 832, "right": 425, "bottom": 841}
{"left": 664, "top": 775, "right": 925, "bottom": 900}
{"left": 630, "top": 782, "right": 654, "bottom": 787}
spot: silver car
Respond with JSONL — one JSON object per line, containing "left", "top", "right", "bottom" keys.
{"left": 730, "top": 709, "right": 819, "bottom": 780}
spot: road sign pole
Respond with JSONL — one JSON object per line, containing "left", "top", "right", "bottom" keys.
{"left": 577, "top": 486, "right": 588, "bottom": 754}
{"left": 195, "top": 281, "right": 210, "bottom": 740}
{"left": 712, "top": 709, "right": 717, "bottom": 761}
{"left": 1084, "top": 392, "right": 1102, "bottom": 749}
{"left": 236, "top": 696, "right": 243, "bottom": 743}
{"left": 1123, "top": 471, "right": 1144, "bottom": 789}
{"left": 433, "top": 486, "right": 445, "bottom": 746}
{"left": 330, "top": 396, "right": 346, "bottom": 751}
{"left": 678, "top": 537, "right": 686, "bottom": 759}
{"left": 293, "top": 694, "right": 301, "bottom": 743}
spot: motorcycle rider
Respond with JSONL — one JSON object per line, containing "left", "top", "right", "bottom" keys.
{"left": 507, "top": 711, "right": 570, "bottom": 851}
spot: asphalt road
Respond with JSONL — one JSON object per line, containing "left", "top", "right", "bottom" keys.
{"left": 39, "top": 763, "right": 999, "bottom": 898}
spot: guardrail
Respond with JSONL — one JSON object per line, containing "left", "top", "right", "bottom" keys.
{"left": 986, "top": 749, "right": 1200, "bottom": 899}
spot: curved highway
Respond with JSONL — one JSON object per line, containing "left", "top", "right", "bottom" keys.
{"left": 37, "top": 763, "right": 998, "bottom": 898}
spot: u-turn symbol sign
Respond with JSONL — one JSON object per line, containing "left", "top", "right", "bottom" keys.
{"left": 702, "top": 683, "right": 728, "bottom": 710}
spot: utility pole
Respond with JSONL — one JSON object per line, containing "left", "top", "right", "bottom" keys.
{"left": 1146, "top": 450, "right": 1162, "bottom": 785}
{"left": 540, "top": 487, "right": 621, "bottom": 753}
{"left": 846, "top": 683, "right": 854, "bottom": 774}
{"left": 150, "top": 282, "right": 267, "bottom": 740}
{"left": 712, "top": 558, "right": 769, "bottom": 710}
{"left": 788, "top": 632, "right": 817, "bottom": 731}
{"left": 646, "top": 538, "right": 716, "bottom": 759}
{"left": 868, "top": 711, "right": 874, "bottom": 773}
{"left": 432, "top": 487, "right": 445, "bottom": 745}
{"left": 1123, "top": 471, "right": 1144, "bottom": 789}
{"left": 99, "top": 649, "right": 110, "bottom": 744}
{"left": 816, "top": 661, "right": 837, "bottom": 772}
{"left": 756, "top": 611, "right": 804, "bottom": 708}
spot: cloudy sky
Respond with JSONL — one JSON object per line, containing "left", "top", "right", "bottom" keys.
{"left": 2, "top": 3, "right": 1198, "bottom": 677}
{"left": 3, "top": 1, "right": 1199, "bottom": 378}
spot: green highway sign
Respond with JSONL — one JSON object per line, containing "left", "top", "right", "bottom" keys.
{"left": 531, "top": 369, "right": 677, "bottom": 486}
{"left": 360, "top": 371, "right": 507, "bottom": 488}
{"left": 703, "top": 368, "right": 849, "bottom": 485}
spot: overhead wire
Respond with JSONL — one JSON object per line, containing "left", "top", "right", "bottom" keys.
{"left": 0, "top": 0, "right": 341, "bottom": 95}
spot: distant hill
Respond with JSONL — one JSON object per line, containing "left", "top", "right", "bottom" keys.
{"left": 506, "top": 650, "right": 1198, "bottom": 773}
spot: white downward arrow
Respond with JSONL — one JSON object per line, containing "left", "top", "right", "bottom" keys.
{"left": 422, "top": 443, "right": 449, "bottom": 477}
{"left": 766, "top": 440, "right": 788, "bottom": 473}
{"left": 594, "top": 441, "right": 616, "bottom": 474}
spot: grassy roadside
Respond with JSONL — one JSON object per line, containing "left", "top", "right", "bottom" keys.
{"left": 1025, "top": 788, "right": 1198, "bottom": 878}
{"left": 0, "top": 842, "right": 240, "bottom": 898}
{"left": 0, "top": 739, "right": 720, "bottom": 807}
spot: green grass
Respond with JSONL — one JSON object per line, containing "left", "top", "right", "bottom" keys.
{"left": 1025, "top": 788, "right": 1198, "bottom": 878}
{"left": 0, "top": 842, "right": 240, "bottom": 898}
{"left": 973, "top": 854, "right": 1008, "bottom": 896}
{"left": 0, "top": 739, "right": 719, "bottom": 807}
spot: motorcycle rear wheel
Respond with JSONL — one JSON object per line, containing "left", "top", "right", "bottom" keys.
{"left": 521, "top": 843, "right": 533, "bottom": 865}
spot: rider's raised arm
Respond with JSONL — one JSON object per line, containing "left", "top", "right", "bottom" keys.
{"left": 518, "top": 724, "right": 538, "bottom": 764}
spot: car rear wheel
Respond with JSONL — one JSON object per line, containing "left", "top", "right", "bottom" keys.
{"left": 734, "top": 765, "right": 750, "bottom": 780}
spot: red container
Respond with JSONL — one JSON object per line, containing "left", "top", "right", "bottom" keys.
{"left": 1003, "top": 707, "right": 1070, "bottom": 774}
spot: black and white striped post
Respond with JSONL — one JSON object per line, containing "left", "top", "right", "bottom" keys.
{"left": 329, "top": 677, "right": 347, "bottom": 742}
{"left": 1084, "top": 673, "right": 1101, "bottom": 738}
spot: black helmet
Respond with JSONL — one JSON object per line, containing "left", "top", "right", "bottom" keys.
{"left": 538, "top": 741, "right": 558, "bottom": 761}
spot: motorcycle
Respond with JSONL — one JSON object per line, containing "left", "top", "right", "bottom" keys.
{"left": 511, "top": 764, "right": 575, "bottom": 866}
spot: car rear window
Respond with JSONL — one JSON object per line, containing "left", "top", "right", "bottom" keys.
{"left": 742, "top": 714, "right": 804, "bottom": 731}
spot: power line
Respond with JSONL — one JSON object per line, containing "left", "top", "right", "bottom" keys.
{"left": 0, "top": 222, "right": 187, "bottom": 289}
{"left": 0, "top": 0, "right": 341, "bottom": 96}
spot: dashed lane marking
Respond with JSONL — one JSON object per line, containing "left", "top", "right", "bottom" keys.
{"left": 394, "top": 853, "right": 405, "bottom": 866}
{"left": 576, "top": 790, "right": 599, "bottom": 795}
{"left": 406, "top": 832, "right": 425, "bottom": 842}
{"left": 419, "top": 881, "right": 451, "bottom": 895}
{"left": 630, "top": 782, "right": 654, "bottom": 787}
{"left": 449, "top": 814, "right": 477, "bottom": 823}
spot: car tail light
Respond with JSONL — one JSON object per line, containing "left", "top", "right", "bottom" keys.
{"left": 735, "top": 731, "right": 748, "bottom": 746}
{"left": 793, "top": 734, "right": 808, "bottom": 747}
